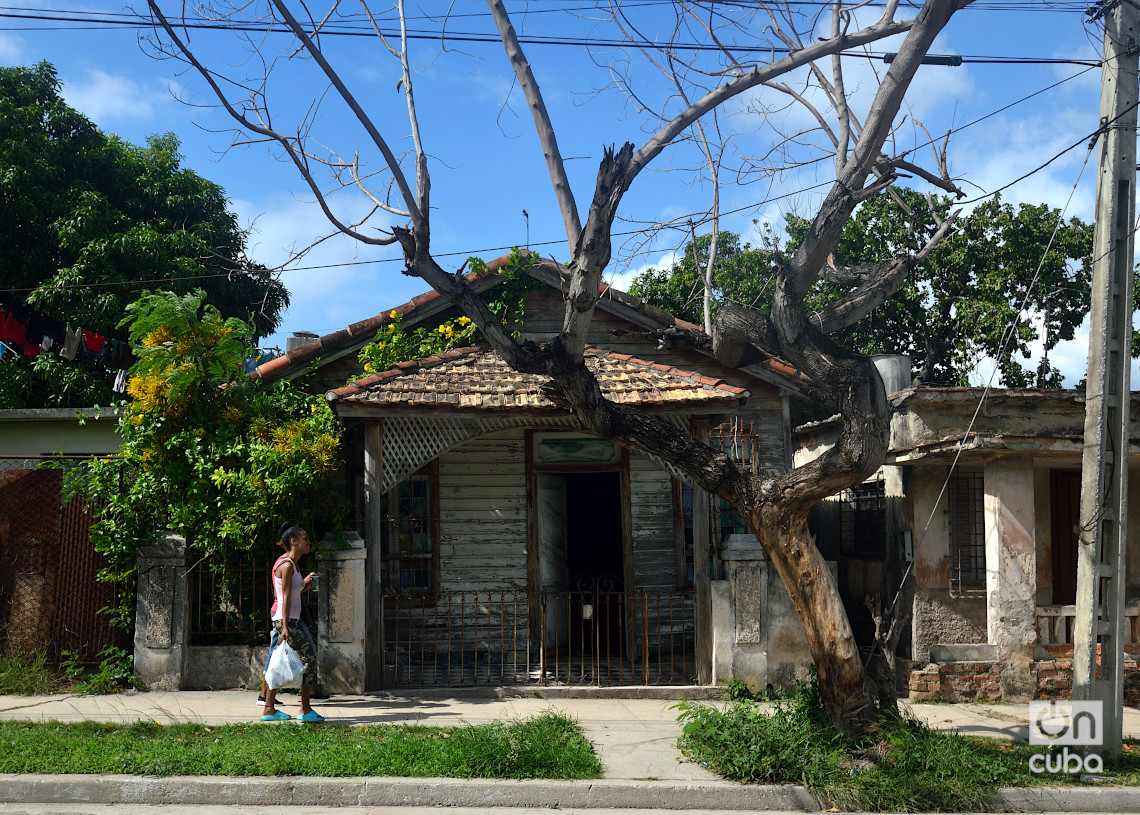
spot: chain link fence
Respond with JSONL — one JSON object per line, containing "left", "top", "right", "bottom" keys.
{"left": 0, "top": 456, "right": 127, "bottom": 663}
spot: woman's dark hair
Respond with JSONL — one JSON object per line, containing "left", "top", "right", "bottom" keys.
{"left": 279, "top": 522, "right": 304, "bottom": 548}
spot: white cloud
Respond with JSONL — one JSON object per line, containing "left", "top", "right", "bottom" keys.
{"left": 60, "top": 69, "right": 177, "bottom": 124}
{"left": 0, "top": 33, "right": 26, "bottom": 65}
{"left": 232, "top": 193, "right": 421, "bottom": 350}
{"left": 607, "top": 250, "right": 680, "bottom": 294}
{"left": 953, "top": 112, "right": 1096, "bottom": 220}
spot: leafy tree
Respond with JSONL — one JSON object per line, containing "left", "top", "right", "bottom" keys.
{"left": 796, "top": 190, "right": 1094, "bottom": 388}
{"left": 631, "top": 191, "right": 1095, "bottom": 387}
{"left": 81, "top": 290, "right": 342, "bottom": 626}
{"left": 0, "top": 62, "right": 289, "bottom": 409}
{"left": 628, "top": 232, "right": 778, "bottom": 324}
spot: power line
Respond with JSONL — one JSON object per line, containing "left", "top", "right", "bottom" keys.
{"left": 0, "top": 26, "right": 1105, "bottom": 294}
{"left": 0, "top": 6, "right": 1103, "bottom": 65}
{"left": 0, "top": 179, "right": 838, "bottom": 296}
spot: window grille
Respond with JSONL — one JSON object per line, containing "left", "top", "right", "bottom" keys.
{"left": 948, "top": 469, "right": 986, "bottom": 596}
{"left": 709, "top": 418, "right": 760, "bottom": 474}
{"left": 379, "top": 464, "right": 438, "bottom": 594}
{"left": 840, "top": 476, "right": 887, "bottom": 557}
{"left": 678, "top": 419, "right": 758, "bottom": 585}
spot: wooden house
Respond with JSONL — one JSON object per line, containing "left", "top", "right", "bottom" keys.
{"left": 250, "top": 257, "right": 821, "bottom": 691}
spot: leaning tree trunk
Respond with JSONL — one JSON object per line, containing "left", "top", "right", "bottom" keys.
{"left": 753, "top": 508, "right": 876, "bottom": 734}
{"left": 714, "top": 275, "right": 894, "bottom": 735}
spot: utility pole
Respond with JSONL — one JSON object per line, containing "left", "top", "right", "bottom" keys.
{"left": 1073, "top": 0, "right": 1138, "bottom": 762}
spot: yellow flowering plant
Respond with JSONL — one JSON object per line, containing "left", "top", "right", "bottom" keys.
{"left": 357, "top": 249, "right": 538, "bottom": 375}
{"left": 357, "top": 310, "right": 478, "bottom": 374}
{"left": 81, "top": 290, "right": 346, "bottom": 627}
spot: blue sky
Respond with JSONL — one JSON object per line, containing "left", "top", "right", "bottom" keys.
{"left": 0, "top": 2, "right": 1116, "bottom": 385}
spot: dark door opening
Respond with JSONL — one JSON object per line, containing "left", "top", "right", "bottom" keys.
{"left": 565, "top": 472, "right": 623, "bottom": 587}
{"left": 564, "top": 472, "right": 624, "bottom": 654}
{"left": 1050, "top": 469, "right": 1080, "bottom": 605}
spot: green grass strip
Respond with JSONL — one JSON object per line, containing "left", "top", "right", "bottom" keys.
{"left": 0, "top": 712, "right": 602, "bottom": 779}
{"left": 0, "top": 651, "right": 58, "bottom": 696}
{"left": 676, "top": 698, "right": 1140, "bottom": 813}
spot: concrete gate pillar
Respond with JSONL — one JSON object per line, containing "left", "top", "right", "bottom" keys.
{"left": 134, "top": 533, "right": 190, "bottom": 690}
{"left": 316, "top": 531, "right": 367, "bottom": 693}
{"left": 984, "top": 456, "right": 1037, "bottom": 701}
{"left": 717, "top": 534, "right": 768, "bottom": 688}
{"left": 714, "top": 534, "right": 823, "bottom": 691}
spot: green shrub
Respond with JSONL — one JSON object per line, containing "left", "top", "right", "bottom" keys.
{"left": 61, "top": 646, "right": 143, "bottom": 695}
{"left": 678, "top": 672, "right": 1035, "bottom": 812}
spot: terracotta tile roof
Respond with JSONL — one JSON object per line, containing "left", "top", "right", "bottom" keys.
{"left": 247, "top": 256, "right": 512, "bottom": 382}
{"left": 326, "top": 344, "right": 749, "bottom": 412}
{"left": 250, "top": 253, "right": 721, "bottom": 381}
{"left": 247, "top": 251, "right": 807, "bottom": 394}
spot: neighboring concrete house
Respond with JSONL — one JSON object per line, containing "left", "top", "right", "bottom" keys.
{"left": 0, "top": 407, "right": 122, "bottom": 457}
{"left": 138, "top": 259, "right": 835, "bottom": 693}
{"left": 799, "top": 381, "right": 1140, "bottom": 704}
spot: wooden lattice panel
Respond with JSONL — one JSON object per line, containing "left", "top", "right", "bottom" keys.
{"left": 381, "top": 415, "right": 579, "bottom": 492}
{"left": 381, "top": 413, "right": 695, "bottom": 491}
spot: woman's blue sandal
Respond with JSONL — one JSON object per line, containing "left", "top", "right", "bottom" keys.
{"left": 298, "top": 710, "right": 325, "bottom": 723}
{"left": 261, "top": 710, "right": 292, "bottom": 721}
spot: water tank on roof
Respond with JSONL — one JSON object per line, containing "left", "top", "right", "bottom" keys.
{"left": 871, "top": 354, "right": 912, "bottom": 395}
{"left": 286, "top": 331, "right": 320, "bottom": 353}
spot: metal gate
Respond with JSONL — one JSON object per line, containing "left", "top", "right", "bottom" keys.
{"left": 382, "top": 581, "right": 694, "bottom": 688}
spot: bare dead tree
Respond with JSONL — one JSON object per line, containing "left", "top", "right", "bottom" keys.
{"left": 145, "top": 0, "right": 975, "bottom": 734}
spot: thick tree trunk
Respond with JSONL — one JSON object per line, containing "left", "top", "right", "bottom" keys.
{"left": 754, "top": 509, "right": 876, "bottom": 734}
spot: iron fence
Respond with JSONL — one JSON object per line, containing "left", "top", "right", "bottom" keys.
{"left": 188, "top": 555, "right": 320, "bottom": 646}
{"left": 383, "top": 582, "right": 695, "bottom": 688}
{"left": 0, "top": 456, "right": 126, "bottom": 663}
{"left": 188, "top": 559, "right": 273, "bottom": 646}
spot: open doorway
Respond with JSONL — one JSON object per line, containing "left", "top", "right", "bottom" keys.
{"left": 1050, "top": 469, "right": 1080, "bottom": 605}
{"left": 535, "top": 469, "right": 627, "bottom": 675}
{"left": 565, "top": 472, "right": 624, "bottom": 590}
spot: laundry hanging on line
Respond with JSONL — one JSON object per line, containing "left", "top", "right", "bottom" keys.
{"left": 0, "top": 308, "right": 135, "bottom": 371}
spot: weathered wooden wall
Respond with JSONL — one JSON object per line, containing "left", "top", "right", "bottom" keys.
{"left": 383, "top": 429, "right": 701, "bottom": 684}
{"left": 437, "top": 432, "right": 529, "bottom": 592}
{"left": 629, "top": 453, "right": 676, "bottom": 591}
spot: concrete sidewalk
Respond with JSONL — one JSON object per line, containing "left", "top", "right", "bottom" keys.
{"left": 1, "top": 689, "right": 1139, "bottom": 811}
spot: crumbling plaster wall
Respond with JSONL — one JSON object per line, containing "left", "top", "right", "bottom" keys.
{"left": 909, "top": 465, "right": 987, "bottom": 663}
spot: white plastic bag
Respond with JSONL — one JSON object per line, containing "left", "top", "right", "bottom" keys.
{"left": 264, "top": 641, "right": 304, "bottom": 689}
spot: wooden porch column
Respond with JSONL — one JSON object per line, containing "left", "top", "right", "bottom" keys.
{"left": 364, "top": 421, "right": 385, "bottom": 690}
{"left": 693, "top": 483, "right": 712, "bottom": 684}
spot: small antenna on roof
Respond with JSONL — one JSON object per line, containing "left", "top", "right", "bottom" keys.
{"left": 521, "top": 210, "right": 530, "bottom": 250}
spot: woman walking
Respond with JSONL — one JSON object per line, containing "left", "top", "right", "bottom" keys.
{"left": 262, "top": 523, "right": 323, "bottom": 723}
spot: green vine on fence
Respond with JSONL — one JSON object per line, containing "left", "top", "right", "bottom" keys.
{"left": 358, "top": 249, "right": 540, "bottom": 373}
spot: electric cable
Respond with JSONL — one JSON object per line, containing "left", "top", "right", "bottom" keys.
{"left": 0, "top": 5, "right": 1106, "bottom": 65}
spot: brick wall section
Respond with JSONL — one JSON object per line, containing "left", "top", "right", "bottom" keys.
{"left": 908, "top": 660, "right": 1140, "bottom": 704}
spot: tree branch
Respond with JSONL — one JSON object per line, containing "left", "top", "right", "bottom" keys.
{"left": 628, "top": 10, "right": 918, "bottom": 182}
{"left": 268, "top": 0, "right": 425, "bottom": 229}
{"left": 146, "top": 2, "right": 399, "bottom": 247}
{"left": 788, "top": 0, "right": 972, "bottom": 296}
{"left": 814, "top": 211, "right": 960, "bottom": 332}
{"left": 487, "top": 0, "right": 582, "bottom": 253}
